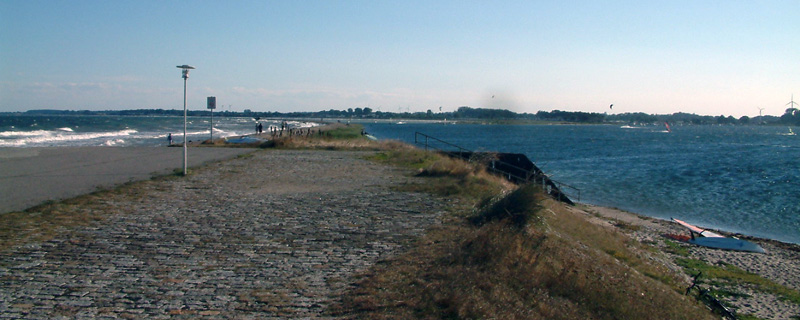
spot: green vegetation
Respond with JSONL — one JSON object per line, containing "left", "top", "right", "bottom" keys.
{"left": 737, "top": 315, "right": 769, "bottom": 320}
{"left": 271, "top": 123, "right": 379, "bottom": 150}
{"left": 317, "top": 124, "right": 364, "bottom": 139}
{"left": 677, "top": 258, "right": 800, "bottom": 304}
{"left": 664, "top": 239, "right": 690, "bottom": 257}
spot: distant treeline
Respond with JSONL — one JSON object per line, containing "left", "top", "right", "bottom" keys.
{"left": 9, "top": 106, "right": 800, "bottom": 126}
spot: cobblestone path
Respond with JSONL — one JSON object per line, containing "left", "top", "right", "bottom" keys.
{"left": 0, "top": 150, "right": 446, "bottom": 319}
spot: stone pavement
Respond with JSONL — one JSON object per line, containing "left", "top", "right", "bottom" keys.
{"left": 0, "top": 149, "right": 446, "bottom": 319}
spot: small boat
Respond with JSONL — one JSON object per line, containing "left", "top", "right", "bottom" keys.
{"left": 778, "top": 127, "right": 795, "bottom": 136}
{"left": 671, "top": 218, "right": 765, "bottom": 253}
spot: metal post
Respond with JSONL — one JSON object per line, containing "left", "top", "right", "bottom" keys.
{"left": 182, "top": 75, "right": 187, "bottom": 176}
{"left": 207, "top": 96, "right": 216, "bottom": 142}
{"left": 177, "top": 65, "right": 195, "bottom": 176}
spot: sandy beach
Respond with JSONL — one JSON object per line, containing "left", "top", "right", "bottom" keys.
{"left": 0, "top": 145, "right": 798, "bottom": 319}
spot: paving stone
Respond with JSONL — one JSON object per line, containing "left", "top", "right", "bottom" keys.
{"left": 0, "top": 150, "right": 446, "bottom": 319}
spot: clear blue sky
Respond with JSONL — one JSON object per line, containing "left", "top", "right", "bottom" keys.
{"left": 1, "top": 0, "right": 798, "bottom": 117}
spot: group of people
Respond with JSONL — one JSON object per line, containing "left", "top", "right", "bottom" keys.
{"left": 257, "top": 121, "right": 288, "bottom": 135}
{"left": 256, "top": 122, "right": 281, "bottom": 136}
{"left": 255, "top": 121, "right": 320, "bottom": 138}
{"left": 166, "top": 120, "right": 321, "bottom": 146}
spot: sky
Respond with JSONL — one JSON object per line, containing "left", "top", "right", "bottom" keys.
{"left": 1, "top": 1, "right": 798, "bottom": 117}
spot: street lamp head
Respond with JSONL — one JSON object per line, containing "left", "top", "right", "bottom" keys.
{"left": 176, "top": 65, "right": 195, "bottom": 79}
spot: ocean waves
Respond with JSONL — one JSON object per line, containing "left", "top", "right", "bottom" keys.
{"left": 0, "top": 115, "right": 321, "bottom": 147}
{"left": 0, "top": 128, "right": 139, "bottom": 147}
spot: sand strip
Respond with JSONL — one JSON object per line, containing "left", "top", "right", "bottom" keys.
{"left": 0, "top": 146, "right": 254, "bottom": 213}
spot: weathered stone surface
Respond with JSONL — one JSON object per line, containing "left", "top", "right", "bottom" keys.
{"left": 0, "top": 150, "right": 445, "bottom": 319}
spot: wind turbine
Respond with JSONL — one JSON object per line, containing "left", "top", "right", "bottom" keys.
{"left": 786, "top": 94, "right": 798, "bottom": 115}
{"left": 757, "top": 107, "right": 764, "bottom": 117}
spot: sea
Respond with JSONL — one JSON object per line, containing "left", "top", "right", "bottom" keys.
{"left": 361, "top": 121, "right": 800, "bottom": 245}
{"left": 1, "top": 114, "right": 798, "bottom": 244}
{"left": 0, "top": 114, "right": 316, "bottom": 147}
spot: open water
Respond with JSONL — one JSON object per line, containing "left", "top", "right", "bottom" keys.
{"left": 1, "top": 114, "right": 797, "bottom": 244}
{"left": 362, "top": 122, "right": 800, "bottom": 244}
{"left": 0, "top": 115, "right": 315, "bottom": 147}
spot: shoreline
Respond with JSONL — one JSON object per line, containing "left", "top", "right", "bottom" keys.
{"left": 579, "top": 203, "right": 800, "bottom": 319}
{"left": 578, "top": 201, "right": 800, "bottom": 247}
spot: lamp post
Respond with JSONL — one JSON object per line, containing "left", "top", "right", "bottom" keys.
{"left": 177, "top": 64, "right": 195, "bottom": 176}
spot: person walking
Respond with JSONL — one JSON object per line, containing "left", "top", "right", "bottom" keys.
{"left": 167, "top": 133, "right": 172, "bottom": 145}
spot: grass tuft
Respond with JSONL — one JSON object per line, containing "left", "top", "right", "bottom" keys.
{"left": 470, "top": 183, "right": 543, "bottom": 228}
{"left": 368, "top": 145, "right": 514, "bottom": 209}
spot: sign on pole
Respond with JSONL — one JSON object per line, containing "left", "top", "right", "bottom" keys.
{"left": 207, "top": 96, "right": 216, "bottom": 141}
{"left": 207, "top": 96, "right": 216, "bottom": 109}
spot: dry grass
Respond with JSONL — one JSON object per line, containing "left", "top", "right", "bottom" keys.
{"left": 368, "top": 144, "right": 515, "bottom": 210}
{"left": 0, "top": 181, "right": 153, "bottom": 252}
{"left": 333, "top": 148, "right": 718, "bottom": 319}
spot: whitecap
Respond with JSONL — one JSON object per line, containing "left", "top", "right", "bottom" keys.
{"left": 0, "top": 139, "right": 27, "bottom": 147}
{"left": 0, "top": 130, "right": 53, "bottom": 138}
{"left": 102, "top": 139, "right": 126, "bottom": 146}
{"left": 6, "top": 129, "right": 138, "bottom": 147}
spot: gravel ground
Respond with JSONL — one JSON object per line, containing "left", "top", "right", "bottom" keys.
{"left": 0, "top": 149, "right": 447, "bottom": 319}
{"left": 582, "top": 204, "right": 800, "bottom": 320}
